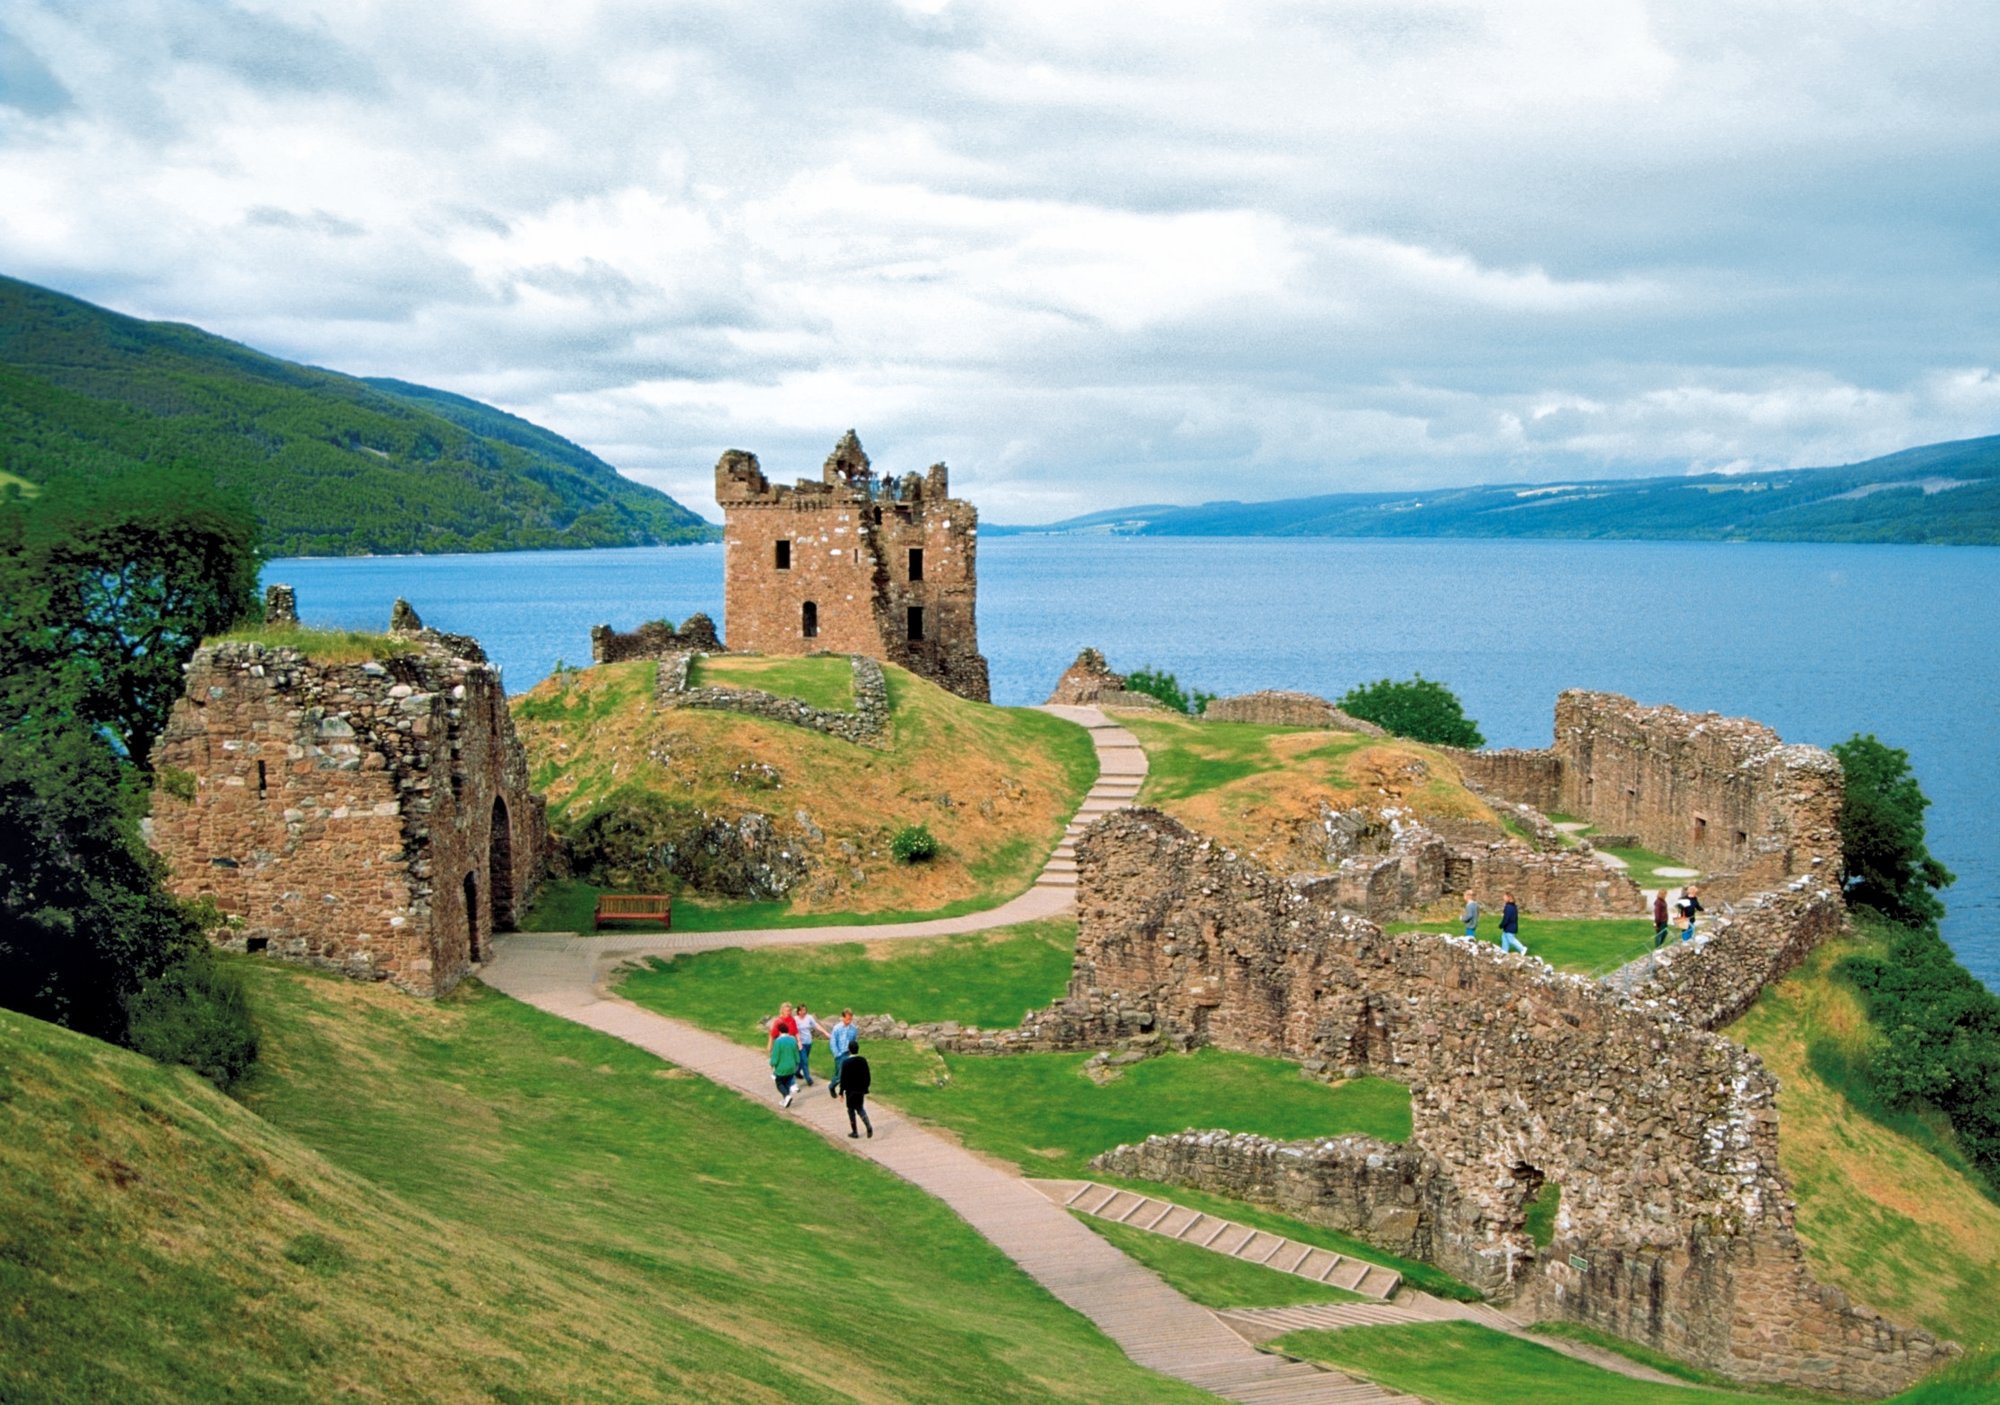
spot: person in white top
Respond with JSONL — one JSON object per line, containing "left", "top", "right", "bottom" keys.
{"left": 794, "top": 1001, "right": 821, "bottom": 1087}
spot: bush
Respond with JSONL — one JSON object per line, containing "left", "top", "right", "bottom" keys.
{"left": 1336, "top": 675, "right": 1484, "bottom": 748}
{"left": 891, "top": 824, "right": 939, "bottom": 863}
{"left": 1124, "top": 667, "right": 1215, "bottom": 716}
{"left": 125, "top": 953, "right": 259, "bottom": 1089}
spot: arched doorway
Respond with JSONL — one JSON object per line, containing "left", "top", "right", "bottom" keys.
{"left": 802, "top": 600, "right": 819, "bottom": 639}
{"left": 489, "top": 796, "right": 515, "bottom": 934}
{"left": 463, "top": 871, "right": 481, "bottom": 961}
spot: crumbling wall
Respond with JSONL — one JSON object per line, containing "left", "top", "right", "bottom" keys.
{"left": 1061, "top": 808, "right": 1947, "bottom": 1396}
{"left": 1452, "top": 747, "right": 1563, "bottom": 814}
{"left": 1638, "top": 878, "right": 1848, "bottom": 1031}
{"left": 1044, "top": 647, "right": 1171, "bottom": 711}
{"left": 654, "top": 652, "right": 891, "bottom": 745}
{"left": 717, "top": 432, "right": 989, "bottom": 701}
{"left": 1205, "top": 690, "right": 1385, "bottom": 734}
{"left": 149, "top": 616, "right": 550, "bottom": 996}
{"left": 590, "top": 614, "right": 722, "bottom": 664}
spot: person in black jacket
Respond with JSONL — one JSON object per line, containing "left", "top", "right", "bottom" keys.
{"left": 841, "top": 1041, "right": 873, "bottom": 1139}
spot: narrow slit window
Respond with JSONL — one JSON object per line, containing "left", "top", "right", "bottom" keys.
{"left": 1693, "top": 816, "right": 1708, "bottom": 844}
{"left": 802, "top": 601, "right": 818, "bottom": 639}
{"left": 907, "top": 605, "right": 925, "bottom": 642}
{"left": 256, "top": 760, "right": 268, "bottom": 798}
{"left": 775, "top": 539, "right": 791, "bottom": 570}
{"left": 908, "top": 547, "right": 924, "bottom": 581}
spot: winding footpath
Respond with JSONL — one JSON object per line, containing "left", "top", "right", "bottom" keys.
{"left": 481, "top": 705, "right": 1671, "bottom": 1401}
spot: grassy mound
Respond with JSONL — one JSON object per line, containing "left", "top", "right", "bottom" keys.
{"left": 210, "top": 623, "right": 417, "bottom": 663}
{"left": 1, "top": 961, "right": 1211, "bottom": 1404}
{"left": 513, "top": 659, "right": 1096, "bottom": 919}
{"left": 1729, "top": 921, "right": 2000, "bottom": 1356}
{"left": 1121, "top": 713, "right": 1505, "bottom": 875}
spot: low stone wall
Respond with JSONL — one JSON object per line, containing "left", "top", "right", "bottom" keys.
{"left": 1638, "top": 878, "right": 1847, "bottom": 1031}
{"left": 1054, "top": 808, "right": 1949, "bottom": 1396}
{"left": 1453, "top": 747, "right": 1564, "bottom": 814}
{"left": 1205, "top": 690, "right": 1385, "bottom": 735}
{"left": 590, "top": 614, "right": 723, "bottom": 664}
{"left": 1320, "top": 822, "right": 1642, "bottom": 921}
{"left": 657, "top": 653, "right": 890, "bottom": 745}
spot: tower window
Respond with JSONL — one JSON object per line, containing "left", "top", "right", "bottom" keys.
{"left": 908, "top": 547, "right": 924, "bottom": 581}
{"left": 775, "top": 539, "right": 791, "bottom": 570}
{"left": 256, "top": 760, "right": 268, "bottom": 798}
{"left": 907, "top": 606, "right": 925, "bottom": 642}
{"left": 802, "top": 601, "right": 818, "bottom": 639}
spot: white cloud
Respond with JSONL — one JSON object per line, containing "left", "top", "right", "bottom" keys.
{"left": 1, "top": 0, "right": 1996, "bottom": 520}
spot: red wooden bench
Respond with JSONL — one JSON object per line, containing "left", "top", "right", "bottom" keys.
{"left": 593, "top": 893, "right": 673, "bottom": 930}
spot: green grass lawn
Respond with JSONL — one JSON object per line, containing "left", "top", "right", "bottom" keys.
{"left": 0, "top": 958, "right": 1213, "bottom": 1405}
{"left": 619, "top": 929, "right": 1413, "bottom": 1178}
{"left": 1079, "top": 1216, "right": 1366, "bottom": 1309}
{"left": 211, "top": 622, "right": 417, "bottom": 663}
{"left": 688, "top": 653, "right": 855, "bottom": 711}
{"left": 520, "top": 877, "right": 1033, "bottom": 935}
{"left": 1386, "top": 917, "right": 1658, "bottom": 976}
{"left": 1275, "top": 1321, "right": 1996, "bottom": 1405}
{"left": 1598, "top": 843, "right": 1699, "bottom": 886}
{"left": 1120, "top": 715, "right": 1351, "bottom": 802}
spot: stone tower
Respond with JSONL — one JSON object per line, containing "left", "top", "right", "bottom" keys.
{"left": 715, "top": 430, "right": 991, "bottom": 702}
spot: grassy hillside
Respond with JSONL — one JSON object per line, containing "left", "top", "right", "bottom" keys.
{"left": 992, "top": 434, "right": 2000, "bottom": 545}
{"left": 1729, "top": 923, "right": 2000, "bottom": 1355}
{"left": 0, "top": 962, "right": 1210, "bottom": 1404}
{"left": 514, "top": 657, "right": 1096, "bottom": 918}
{"left": 0, "top": 275, "right": 716, "bottom": 556}
{"left": 1122, "top": 712, "right": 1505, "bottom": 875}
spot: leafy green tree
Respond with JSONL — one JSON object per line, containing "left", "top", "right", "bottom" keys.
{"left": 1125, "top": 667, "right": 1215, "bottom": 716}
{"left": 1832, "top": 734, "right": 1954, "bottom": 925}
{"left": 12, "top": 464, "right": 260, "bottom": 767}
{"left": 1337, "top": 675, "right": 1485, "bottom": 748}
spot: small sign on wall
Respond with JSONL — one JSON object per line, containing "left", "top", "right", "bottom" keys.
{"left": 1569, "top": 1254, "right": 1590, "bottom": 1272}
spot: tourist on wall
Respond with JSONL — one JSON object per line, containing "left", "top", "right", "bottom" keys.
{"left": 828, "top": 1008, "right": 859, "bottom": 1097}
{"left": 1462, "top": 891, "right": 1480, "bottom": 939}
{"left": 795, "top": 1000, "right": 820, "bottom": 1087}
{"left": 770, "top": 1026, "right": 801, "bottom": 1108}
{"left": 1676, "top": 885, "right": 1704, "bottom": 943}
{"left": 839, "top": 1040, "right": 873, "bottom": 1138}
{"left": 1653, "top": 890, "right": 1671, "bottom": 948}
{"left": 1498, "top": 893, "right": 1526, "bottom": 954}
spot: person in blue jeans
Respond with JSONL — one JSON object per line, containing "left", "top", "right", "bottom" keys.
{"left": 1461, "top": 891, "right": 1480, "bottom": 939}
{"left": 827, "top": 1008, "right": 859, "bottom": 1098}
{"left": 1498, "top": 893, "right": 1527, "bottom": 954}
{"left": 794, "top": 1000, "right": 820, "bottom": 1086}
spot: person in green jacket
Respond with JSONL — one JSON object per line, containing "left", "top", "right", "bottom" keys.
{"left": 770, "top": 1029, "right": 800, "bottom": 1108}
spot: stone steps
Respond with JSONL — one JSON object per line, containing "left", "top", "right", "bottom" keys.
{"left": 1032, "top": 1179, "right": 1402, "bottom": 1301}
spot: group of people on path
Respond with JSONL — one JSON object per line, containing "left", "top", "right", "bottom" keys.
{"left": 1653, "top": 884, "right": 1703, "bottom": 947}
{"left": 765, "top": 1001, "right": 872, "bottom": 1138}
{"left": 1462, "top": 891, "right": 1527, "bottom": 955}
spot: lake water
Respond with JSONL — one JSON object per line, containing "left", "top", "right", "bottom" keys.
{"left": 267, "top": 537, "right": 2000, "bottom": 990}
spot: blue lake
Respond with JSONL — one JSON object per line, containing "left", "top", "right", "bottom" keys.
{"left": 267, "top": 536, "right": 2000, "bottom": 990}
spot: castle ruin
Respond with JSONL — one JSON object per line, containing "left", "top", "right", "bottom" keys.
{"left": 715, "top": 431, "right": 990, "bottom": 701}
{"left": 148, "top": 591, "right": 549, "bottom": 997}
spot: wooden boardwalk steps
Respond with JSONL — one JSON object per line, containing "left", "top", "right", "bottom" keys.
{"left": 1033, "top": 1180, "right": 1403, "bottom": 1300}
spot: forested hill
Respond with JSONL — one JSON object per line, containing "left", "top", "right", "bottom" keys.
{"left": 0, "top": 275, "right": 717, "bottom": 556}
{"left": 992, "top": 436, "right": 2000, "bottom": 545}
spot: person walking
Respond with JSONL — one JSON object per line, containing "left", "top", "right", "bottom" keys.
{"left": 839, "top": 1040, "right": 873, "bottom": 1138}
{"left": 1653, "top": 890, "right": 1671, "bottom": 948}
{"left": 795, "top": 1000, "right": 820, "bottom": 1087}
{"left": 1498, "top": 892, "right": 1526, "bottom": 955}
{"left": 1461, "top": 891, "right": 1480, "bottom": 940}
{"left": 1676, "top": 884, "right": 1704, "bottom": 943}
{"left": 769, "top": 1025, "right": 801, "bottom": 1109}
{"left": 766, "top": 1001, "right": 797, "bottom": 1051}
{"left": 827, "top": 1008, "right": 858, "bottom": 1098}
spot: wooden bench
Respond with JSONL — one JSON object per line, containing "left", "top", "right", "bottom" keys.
{"left": 593, "top": 893, "right": 673, "bottom": 930}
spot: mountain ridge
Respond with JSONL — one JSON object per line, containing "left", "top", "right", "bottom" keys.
{"left": 0, "top": 274, "right": 718, "bottom": 557}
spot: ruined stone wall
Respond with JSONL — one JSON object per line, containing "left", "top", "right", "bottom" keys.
{"left": 1639, "top": 878, "right": 1848, "bottom": 1031}
{"left": 1206, "top": 690, "right": 1386, "bottom": 735}
{"left": 1060, "top": 809, "right": 1947, "bottom": 1396}
{"left": 589, "top": 614, "right": 722, "bottom": 664}
{"left": 716, "top": 433, "right": 989, "bottom": 701}
{"left": 1452, "top": 747, "right": 1564, "bottom": 814}
{"left": 149, "top": 631, "right": 550, "bottom": 996}
{"left": 655, "top": 652, "right": 891, "bottom": 745}
{"left": 1444, "top": 840, "right": 1645, "bottom": 919}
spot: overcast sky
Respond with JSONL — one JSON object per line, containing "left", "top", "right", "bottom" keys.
{"left": 3, "top": 1, "right": 1997, "bottom": 522}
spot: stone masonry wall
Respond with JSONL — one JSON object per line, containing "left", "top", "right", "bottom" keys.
{"left": 1205, "top": 690, "right": 1386, "bottom": 735}
{"left": 1060, "top": 808, "right": 1948, "bottom": 1396}
{"left": 717, "top": 431, "right": 989, "bottom": 701}
{"left": 149, "top": 628, "right": 550, "bottom": 996}
{"left": 590, "top": 614, "right": 723, "bottom": 664}
{"left": 1452, "top": 747, "right": 1564, "bottom": 814}
{"left": 1638, "top": 878, "right": 1848, "bottom": 1031}
{"left": 655, "top": 652, "right": 891, "bottom": 746}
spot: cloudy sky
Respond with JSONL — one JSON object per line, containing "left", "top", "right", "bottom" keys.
{"left": 3, "top": 1, "right": 1997, "bottom": 522}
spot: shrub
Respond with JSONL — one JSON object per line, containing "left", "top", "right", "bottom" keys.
{"left": 891, "top": 824, "right": 939, "bottom": 863}
{"left": 1336, "top": 675, "right": 1484, "bottom": 748}
{"left": 1832, "top": 734, "right": 1954, "bottom": 925}
{"left": 1124, "top": 667, "right": 1215, "bottom": 716}
{"left": 125, "top": 953, "right": 259, "bottom": 1089}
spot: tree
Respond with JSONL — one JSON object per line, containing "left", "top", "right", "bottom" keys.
{"left": 1337, "top": 675, "right": 1485, "bottom": 748}
{"left": 12, "top": 464, "right": 259, "bottom": 768}
{"left": 1832, "top": 734, "right": 1954, "bottom": 925}
{"left": 1124, "top": 667, "right": 1215, "bottom": 716}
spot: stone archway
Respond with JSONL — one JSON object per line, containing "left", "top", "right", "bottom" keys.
{"left": 489, "top": 796, "right": 515, "bottom": 933}
{"left": 463, "top": 871, "right": 481, "bottom": 961}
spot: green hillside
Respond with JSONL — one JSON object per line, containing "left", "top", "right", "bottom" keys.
{"left": 993, "top": 435, "right": 2000, "bottom": 545}
{"left": 0, "top": 964, "right": 1205, "bottom": 1404}
{"left": 0, "top": 275, "right": 718, "bottom": 556}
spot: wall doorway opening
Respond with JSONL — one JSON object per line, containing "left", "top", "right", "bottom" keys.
{"left": 802, "top": 601, "right": 818, "bottom": 639}
{"left": 907, "top": 605, "right": 925, "bottom": 642}
{"left": 489, "top": 797, "right": 515, "bottom": 934}
{"left": 463, "top": 872, "right": 481, "bottom": 961}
